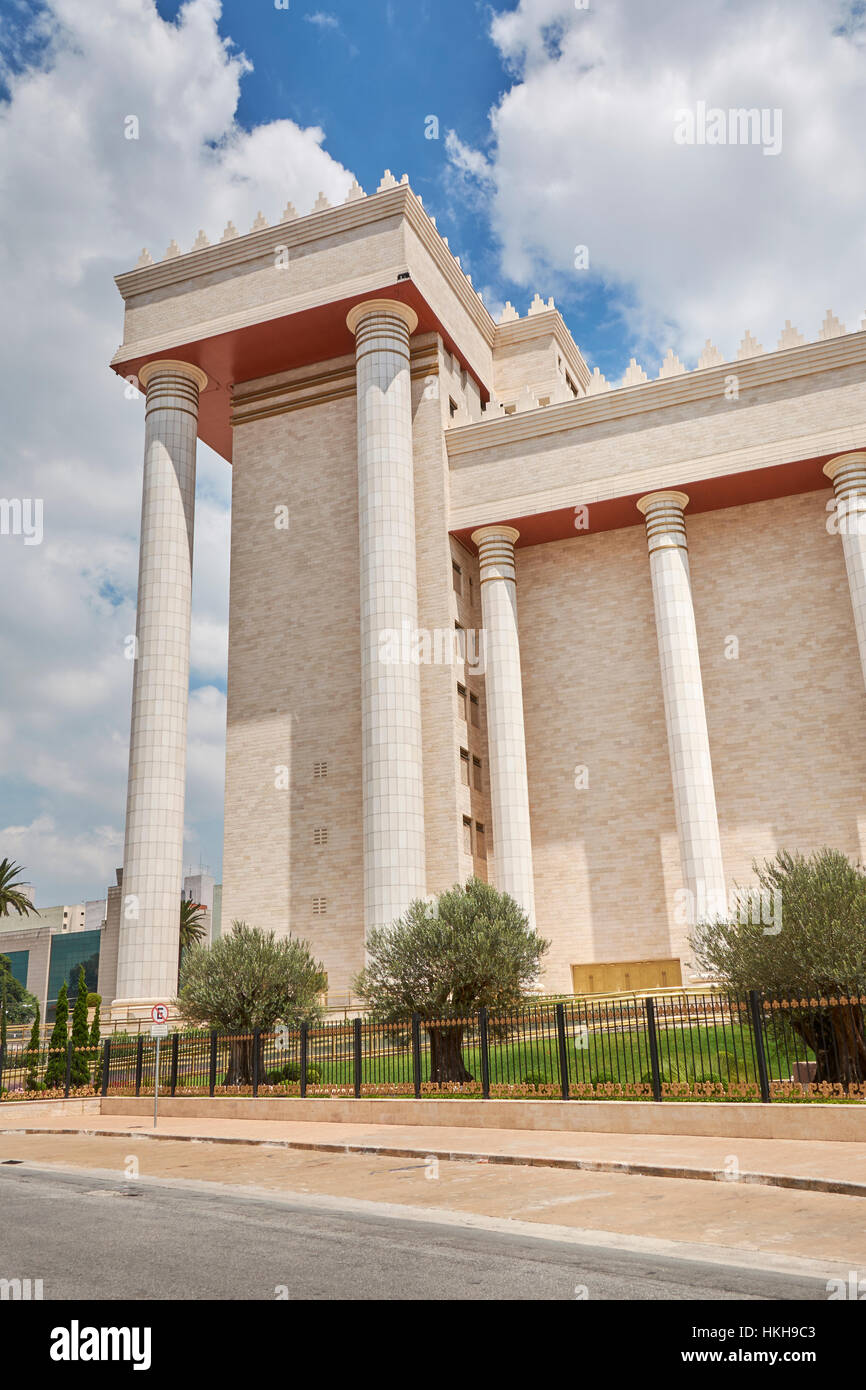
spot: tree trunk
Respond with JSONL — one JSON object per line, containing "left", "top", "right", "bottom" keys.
{"left": 224, "top": 1036, "right": 254, "bottom": 1086}
{"left": 791, "top": 1002, "right": 866, "bottom": 1089}
{"left": 427, "top": 1025, "right": 473, "bottom": 1084}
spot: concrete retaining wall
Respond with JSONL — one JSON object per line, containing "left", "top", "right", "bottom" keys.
{"left": 89, "top": 1095, "right": 866, "bottom": 1142}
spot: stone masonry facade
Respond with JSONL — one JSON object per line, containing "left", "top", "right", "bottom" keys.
{"left": 109, "top": 173, "right": 866, "bottom": 1014}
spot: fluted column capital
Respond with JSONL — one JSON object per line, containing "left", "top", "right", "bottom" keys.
{"left": 823, "top": 451, "right": 866, "bottom": 497}
{"left": 636, "top": 490, "right": 690, "bottom": 554}
{"left": 138, "top": 358, "right": 208, "bottom": 393}
{"left": 346, "top": 298, "right": 418, "bottom": 337}
{"left": 472, "top": 525, "right": 521, "bottom": 584}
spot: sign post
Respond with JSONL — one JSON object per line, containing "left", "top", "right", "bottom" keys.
{"left": 150, "top": 1005, "right": 169, "bottom": 1128}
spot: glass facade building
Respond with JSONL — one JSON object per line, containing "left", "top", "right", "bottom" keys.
{"left": 2, "top": 950, "right": 30, "bottom": 989}
{"left": 46, "top": 930, "right": 101, "bottom": 1020}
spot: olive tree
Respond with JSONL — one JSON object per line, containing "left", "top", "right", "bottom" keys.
{"left": 175, "top": 922, "right": 327, "bottom": 1084}
{"left": 353, "top": 878, "right": 549, "bottom": 1084}
{"left": 691, "top": 848, "right": 866, "bottom": 1086}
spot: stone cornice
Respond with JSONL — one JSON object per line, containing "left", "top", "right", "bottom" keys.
{"left": 109, "top": 268, "right": 403, "bottom": 372}
{"left": 446, "top": 330, "right": 866, "bottom": 458}
{"left": 114, "top": 183, "right": 500, "bottom": 364}
{"left": 115, "top": 187, "right": 412, "bottom": 297}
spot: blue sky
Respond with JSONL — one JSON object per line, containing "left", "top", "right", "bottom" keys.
{"left": 149, "top": 0, "right": 623, "bottom": 373}
{"left": 0, "top": 0, "right": 864, "bottom": 907}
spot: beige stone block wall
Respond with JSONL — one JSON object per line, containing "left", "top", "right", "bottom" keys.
{"left": 517, "top": 526, "right": 680, "bottom": 992}
{"left": 121, "top": 218, "right": 407, "bottom": 351}
{"left": 402, "top": 222, "right": 493, "bottom": 388}
{"left": 96, "top": 885, "right": 121, "bottom": 1007}
{"left": 516, "top": 487, "right": 866, "bottom": 993}
{"left": 492, "top": 328, "right": 565, "bottom": 405}
{"left": 222, "top": 395, "right": 365, "bottom": 998}
{"left": 223, "top": 335, "right": 489, "bottom": 997}
{"left": 448, "top": 358, "right": 866, "bottom": 530}
{"left": 690, "top": 489, "right": 866, "bottom": 911}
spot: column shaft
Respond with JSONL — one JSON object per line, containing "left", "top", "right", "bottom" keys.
{"left": 636, "top": 492, "right": 725, "bottom": 922}
{"left": 116, "top": 360, "right": 206, "bottom": 1006}
{"left": 347, "top": 300, "right": 426, "bottom": 932}
{"left": 824, "top": 453, "right": 866, "bottom": 688}
{"left": 470, "top": 526, "right": 536, "bottom": 925}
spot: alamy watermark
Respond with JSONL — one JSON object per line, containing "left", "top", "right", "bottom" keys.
{"left": 674, "top": 102, "right": 782, "bottom": 157}
{"left": 378, "top": 622, "right": 486, "bottom": 674}
{"left": 0, "top": 498, "right": 43, "bottom": 545}
{"left": 0, "top": 1277, "right": 43, "bottom": 1300}
{"left": 674, "top": 883, "right": 782, "bottom": 933}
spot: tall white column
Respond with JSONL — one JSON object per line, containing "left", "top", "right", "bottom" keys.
{"left": 824, "top": 452, "right": 866, "bottom": 689}
{"left": 114, "top": 359, "right": 207, "bottom": 1014}
{"left": 636, "top": 491, "right": 726, "bottom": 923}
{"left": 470, "top": 525, "right": 536, "bottom": 926}
{"left": 346, "top": 299, "right": 426, "bottom": 933}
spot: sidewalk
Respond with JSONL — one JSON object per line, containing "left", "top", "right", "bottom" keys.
{"left": 3, "top": 1108, "right": 865, "bottom": 1197}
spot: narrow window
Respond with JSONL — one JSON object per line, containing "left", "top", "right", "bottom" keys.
{"left": 462, "top": 816, "right": 473, "bottom": 855}
{"left": 460, "top": 748, "right": 470, "bottom": 786}
{"left": 475, "top": 823, "right": 486, "bottom": 859}
{"left": 457, "top": 682, "right": 467, "bottom": 721}
{"left": 452, "top": 560, "right": 463, "bottom": 596}
{"left": 472, "top": 755, "right": 482, "bottom": 791}
{"left": 469, "top": 693, "right": 480, "bottom": 727}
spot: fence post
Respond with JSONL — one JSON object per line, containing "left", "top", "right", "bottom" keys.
{"left": 134, "top": 1035, "right": 144, "bottom": 1097}
{"left": 555, "top": 1003, "right": 570, "bottom": 1101}
{"left": 300, "top": 1022, "right": 308, "bottom": 1098}
{"left": 353, "top": 1017, "right": 362, "bottom": 1098}
{"left": 209, "top": 1029, "right": 218, "bottom": 1097}
{"left": 645, "top": 998, "right": 663, "bottom": 1102}
{"left": 64, "top": 1038, "right": 73, "bottom": 1098}
{"left": 411, "top": 1013, "right": 422, "bottom": 1099}
{"left": 0, "top": 1041, "right": 5, "bottom": 1097}
{"left": 252, "top": 1028, "right": 260, "bottom": 1097}
{"left": 479, "top": 1008, "right": 491, "bottom": 1099}
{"left": 748, "top": 991, "right": 771, "bottom": 1103}
{"left": 170, "top": 1033, "right": 179, "bottom": 1097}
{"left": 101, "top": 1038, "right": 111, "bottom": 1096}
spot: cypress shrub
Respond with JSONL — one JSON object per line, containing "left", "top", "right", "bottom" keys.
{"left": 43, "top": 982, "right": 69, "bottom": 1088}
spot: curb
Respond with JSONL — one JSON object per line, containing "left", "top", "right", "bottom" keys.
{"left": 3, "top": 1123, "right": 865, "bottom": 1199}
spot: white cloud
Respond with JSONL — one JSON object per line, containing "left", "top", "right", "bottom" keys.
{"left": 1, "top": 816, "right": 123, "bottom": 900}
{"left": 305, "top": 11, "right": 341, "bottom": 30}
{"left": 456, "top": 0, "right": 866, "bottom": 365}
{"left": 0, "top": 0, "right": 355, "bottom": 903}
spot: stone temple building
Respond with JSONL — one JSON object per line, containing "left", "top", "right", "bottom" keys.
{"left": 106, "top": 170, "right": 866, "bottom": 1020}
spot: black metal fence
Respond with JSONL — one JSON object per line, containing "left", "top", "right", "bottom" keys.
{"left": 2, "top": 990, "right": 865, "bottom": 1103}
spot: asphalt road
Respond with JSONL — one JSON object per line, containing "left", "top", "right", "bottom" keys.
{"left": 0, "top": 1164, "right": 829, "bottom": 1301}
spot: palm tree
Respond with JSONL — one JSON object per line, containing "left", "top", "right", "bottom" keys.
{"left": 180, "top": 899, "right": 208, "bottom": 951}
{"left": 178, "top": 899, "right": 208, "bottom": 984}
{"left": 0, "top": 859, "right": 39, "bottom": 919}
